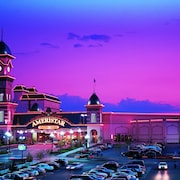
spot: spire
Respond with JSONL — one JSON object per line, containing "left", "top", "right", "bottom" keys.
{"left": 1, "top": 27, "right": 3, "bottom": 41}
{"left": 93, "top": 78, "right": 96, "bottom": 93}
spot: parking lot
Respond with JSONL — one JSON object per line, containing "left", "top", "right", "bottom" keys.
{"left": 1, "top": 143, "right": 180, "bottom": 179}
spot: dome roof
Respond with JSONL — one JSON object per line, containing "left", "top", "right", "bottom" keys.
{"left": 88, "top": 93, "right": 100, "bottom": 105}
{"left": 0, "top": 41, "right": 12, "bottom": 55}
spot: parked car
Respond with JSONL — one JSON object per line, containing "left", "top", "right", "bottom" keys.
{"left": 29, "top": 166, "right": 46, "bottom": 174}
{"left": 25, "top": 168, "right": 39, "bottom": 176}
{"left": 118, "top": 169, "right": 138, "bottom": 178}
{"left": 11, "top": 171, "right": 29, "bottom": 180}
{"left": 111, "top": 172, "right": 132, "bottom": 180}
{"left": 88, "top": 169, "right": 108, "bottom": 178}
{"left": 2, "top": 173, "right": 14, "bottom": 180}
{"left": 83, "top": 172, "right": 106, "bottom": 180}
{"left": 126, "top": 160, "right": 146, "bottom": 172}
{"left": 69, "top": 174, "right": 94, "bottom": 180}
{"left": 158, "top": 162, "right": 168, "bottom": 170}
{"left": 95, "top": 167, "right": 114, "bottom": 176}
{"left": 121, "top": 150, "right": 142, "bottom": 159}
{"left": 66, "top": 162, "right": 84, "bottom": 170}
{"left": 111, "top": 174, "right": 129, "bottom": 180}
{"left": 45, "top": 161, "right": 60, "bottom": 169}
{"left": 120, "top": 164, "right": 144, "bottom": 177}
{"left": 54, "top": 158, "right": 68, "bottom": 166}
{"left": 144, "top": 151, "right": 157, "bottom": 158}
{"left": 37, "top": 163, "right": 54, "bottom": 171}
{"left": 101, "top": 161, "right": 119, "bottom": 171}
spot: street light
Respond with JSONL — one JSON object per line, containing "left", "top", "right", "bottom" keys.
{"left": 85, "top": 134, "right": 90, "bottom": 148}
{"left": 81, "top": 114, "right": 87, "bottom": 124}
{"left": 77, "top": 128, "right": 82, "bottom": 146}
{"left": 5, "top": 131, "right": 12, "bottom": 154}
{"left": 69, "top": 129, "right": 74, "bottom": 148}
{"left": 49, "top": 133, "right": 55, "bottom": 153}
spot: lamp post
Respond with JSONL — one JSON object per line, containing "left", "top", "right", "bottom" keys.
{"left": 49, "top": 133, "right": 54, "bottom": 153}
{"left": 5, "top": 131, "right": 12, "bottom": 154}
{"left": 81, "top": 114, "right": 87, "bottom": 124}
{"left": 19, "top": 136, "right": 26, "bottom": 160}
{"left": 77, "top": 128, "right": 82, "bottom": 146}
{"left": 85, "top": 134, "right": 90, "bottom": 148}
{"left": 69, "top": 129, "right": 73, "bottom": 148}
{"left": 60, "top": 131, "right": 65, "bottom": 150}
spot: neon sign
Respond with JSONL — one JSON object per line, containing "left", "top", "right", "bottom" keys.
{"left": 32, "top": 117, "right": 65, "bottom": 127}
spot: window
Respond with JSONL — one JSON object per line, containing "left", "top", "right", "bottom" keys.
{"left": 0, "top": 93, "right": 3, "bottom": 101}
{"left": 8, "top": 111, "right": 11, "bottom": 122}
{"left": 0, "top": 111, "right": 4, "bottom": 122}
{"left": 91, "top": 113, "right": 96, "bottom": 123}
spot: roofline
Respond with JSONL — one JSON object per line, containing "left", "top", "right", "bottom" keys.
{"left": 102, "top": 112, "right": 180, "bottom": 116}
{"left": 0, "top": 75, "right": 15, "bottom": 80}
{"left": 0, "top": 54, "right": 15, "bottom": 59}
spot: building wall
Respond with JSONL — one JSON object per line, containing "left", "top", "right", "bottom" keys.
{"left": 101, "top": 112, "right": 180, "bottom": 144}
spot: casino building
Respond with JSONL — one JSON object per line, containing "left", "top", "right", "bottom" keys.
{"left": 0, "top": 40, "right": 180, "bottom": 146}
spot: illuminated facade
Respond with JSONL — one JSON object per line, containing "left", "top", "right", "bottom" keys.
{"left": 0, "top": 40, "right": 180, "bottom": 145}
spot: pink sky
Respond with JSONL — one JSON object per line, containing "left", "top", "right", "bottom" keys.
{"left": 0, "top": 0, "right": 180, "bottom": 107}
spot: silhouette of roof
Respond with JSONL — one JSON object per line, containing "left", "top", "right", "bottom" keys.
{"left": 88, "top": 93, "right": 100, "bottom": 105}
{"left": 0, "top": 41, "right": 12, "bottom": 55}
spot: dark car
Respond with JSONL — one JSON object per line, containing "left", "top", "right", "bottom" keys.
{"left": 54, "top": 158, "right": 68, "bottom": 166}
{"left": 101, "top": 161, "right": 119, "bottom": 171}
{"left": 121, "top": 150, "right": 142, "bottom": 159}
{"left": 46, "top": 161, "right": 60, "bottom": 169}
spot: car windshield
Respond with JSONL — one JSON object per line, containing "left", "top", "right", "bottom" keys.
{"left": 160, "top": 162, "right": 167, "bottom": 165}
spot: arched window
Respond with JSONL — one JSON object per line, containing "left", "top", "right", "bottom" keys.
{"left": 30, "top": 103, "right": 39, "bottom": 111}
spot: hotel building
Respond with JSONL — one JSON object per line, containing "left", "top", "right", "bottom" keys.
{"left": 0, "top": 41, "right": 180, "bottom": 146}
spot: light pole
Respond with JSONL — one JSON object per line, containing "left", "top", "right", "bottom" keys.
{"left": 49, "top": 133, "right": 54, "bottom": 153}
{"left": 85, "top": 134, "right": 90, "bottom": 148}
{"left": 5, "top": 131, "right": 12, "bottom": 154}
{"left": 60, "top": 131, "right": 65, "bottom": 150}
{"left": 19, "top": 136, "right": 26, "bottom": 160}
{"left": 78, "top": 128, "right": 82, "bottom": 146}
{"left": 81, "top": 114, "right": 87, "bottom": 124}
{"left": 69, "top": 129, "right": 73, "bottom": 148}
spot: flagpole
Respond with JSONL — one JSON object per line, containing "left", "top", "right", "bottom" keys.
{"left": 93, "top": 78, "right": 96, "bottom": 93}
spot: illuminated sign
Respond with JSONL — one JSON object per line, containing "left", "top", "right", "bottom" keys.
{"left": 18, "top": 144, "right": 27, "bottom": 151}
{"left": 32, "top": 117, "right": 66, "bottom": 127}
{"left": 38, "top": 125, "right": 59, "bottom": 130}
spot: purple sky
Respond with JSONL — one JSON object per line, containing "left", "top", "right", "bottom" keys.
{"left": 1, "top": 0, "right": 180, "bottom": 110}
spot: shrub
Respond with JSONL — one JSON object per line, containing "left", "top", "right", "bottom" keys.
{"left": 36, "top": 151, "right": 44, "bottom": 160}
{"left": 26, "top": 152, "right": 33, "bottom": 162}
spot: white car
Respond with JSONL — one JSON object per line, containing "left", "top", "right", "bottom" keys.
{"left": 112, "top": 172, "right": 137, "bottom": 180}
{"left": 158, "top": 162, "right": 168, "bottom": 170}
{"left": 37, "top": 163, "right": 54, "bottom": 171}
{"left": 66, "top": 162, "right": 84, "bottom": 170}
{"left": 119, "top": 169, "right": 138, "bottom": 178}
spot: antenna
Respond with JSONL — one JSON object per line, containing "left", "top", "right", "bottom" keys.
{"left": 93, "top": 78, "right": 96, "bottom": 93}
{"left": 1, "top": 27, "right": 3, "bottom": 41}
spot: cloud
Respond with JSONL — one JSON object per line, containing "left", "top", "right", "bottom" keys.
{"left": 40, "top": 42, "right": 59, "bottom": 48}
{"left": 105, "top": 98, "right": 180, "bottom": 113}
{"left": 67, "top": 32, "right": 111, "bottom": 48}
{"left": 14, "top": 50, "right": 39, "bottom": 56}
{"left": 67, "top": 33, "right": 80, "bottom": 40}
{"left": 81, "top": 34, "right": 111, "bottom": 42}
{"left": 59, "top": 94, "right": 87, "bottom": 111}
{"left": 59, "top": 94, "right": 180, "bottom": 113}
{"left": 73, "top": 43, "right": 84, "bottom": 48}
{"left": 88, "top": 44, "right": 102, "bottom": 48}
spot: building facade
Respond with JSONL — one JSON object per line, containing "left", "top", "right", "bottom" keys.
{"left": 0, "top": 40, "right": 180, "bottom": 146}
